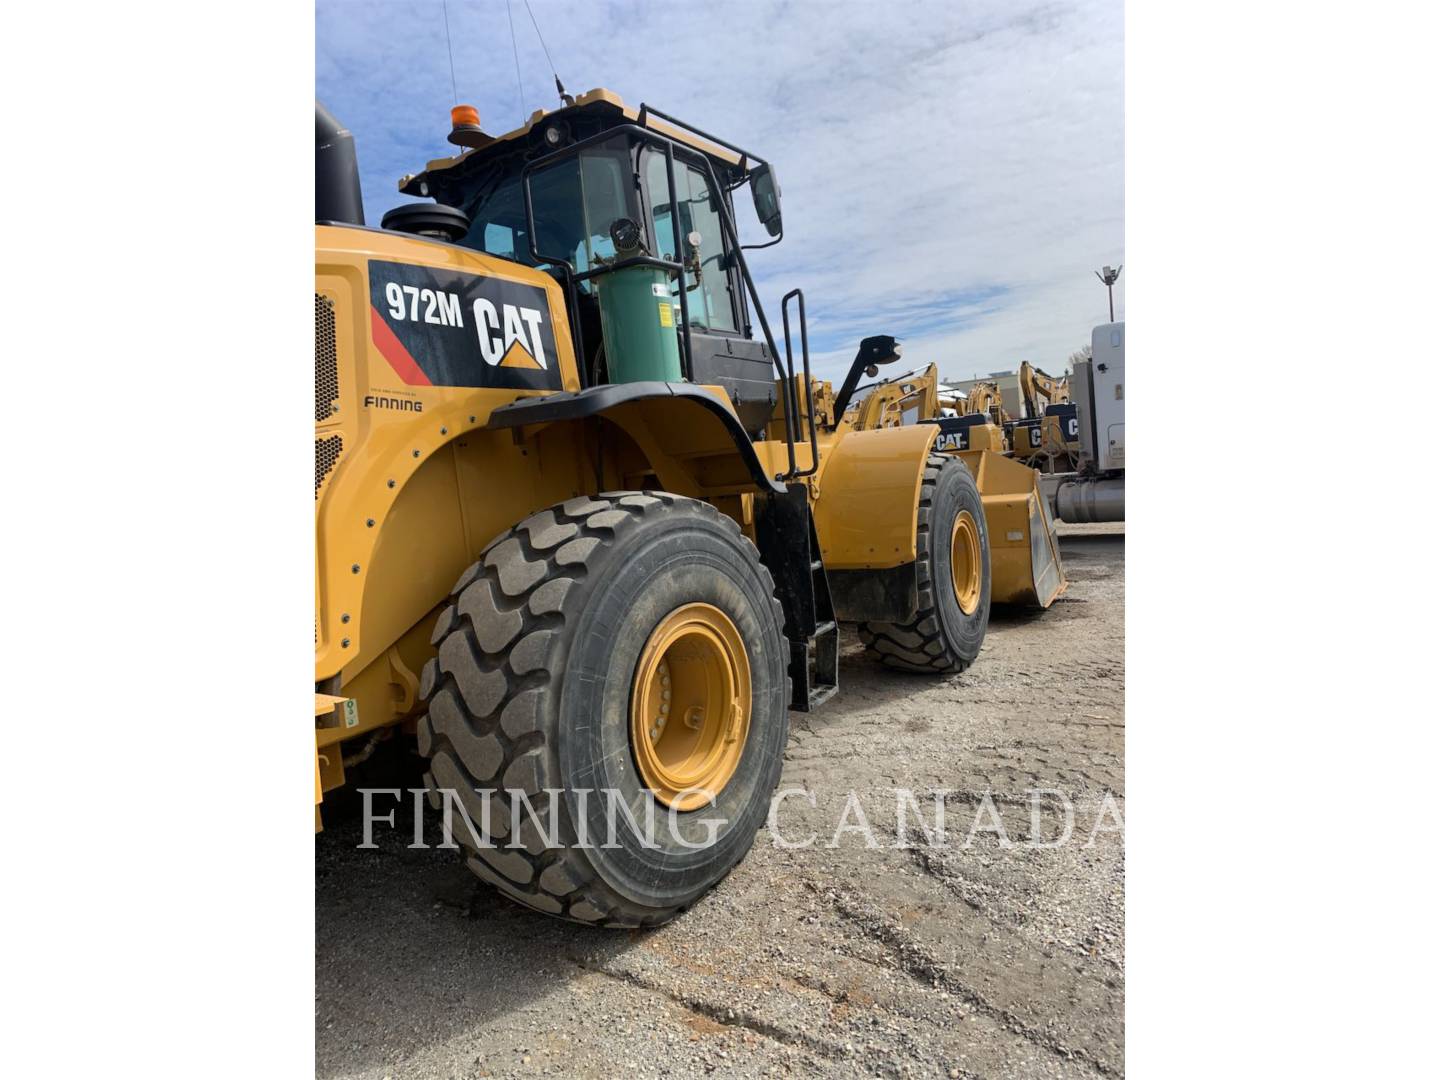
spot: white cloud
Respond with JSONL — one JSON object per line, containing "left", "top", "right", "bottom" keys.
{"left": 318, "top": 0, "right": 1122, "bottom": 381}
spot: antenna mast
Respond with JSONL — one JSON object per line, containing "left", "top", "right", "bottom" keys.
{"left": 441, "top": 0, "right": 459, "bottom": 104}
{"left": 506, "top": 0, "right": 527, "bottom": 121}
{"left": 522, "top": 0, "right": 573, "bottom": 105}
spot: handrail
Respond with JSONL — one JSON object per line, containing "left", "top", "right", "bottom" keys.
{"left": 636, "top": 102, "right": 785, "bottom": 252}
{"left": 688, "top": 151, "right": 799, "bottom": 478}
{"left": 635, "top": 102, "right": 766, "bottom": 176}
{"left": 781, "top": 289, "right": 819, "bottom": 477}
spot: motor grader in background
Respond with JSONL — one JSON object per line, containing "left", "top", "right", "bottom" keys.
{"left": 314, "top": 90, "right": 1062, "bottom": 927}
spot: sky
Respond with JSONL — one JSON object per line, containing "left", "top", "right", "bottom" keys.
{"left": 317, "top": 0, "right": 1123, "bottom": 383}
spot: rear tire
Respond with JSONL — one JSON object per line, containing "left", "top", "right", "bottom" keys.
{"left": 859, "top": 453, "right": 991, "bottom": 673}
{"left": 417, "top": 492, "right": 789, "bottom": 927}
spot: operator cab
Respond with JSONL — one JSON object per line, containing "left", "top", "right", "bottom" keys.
{"left": 393, "top": 89, "right": 783, "bottom": 434}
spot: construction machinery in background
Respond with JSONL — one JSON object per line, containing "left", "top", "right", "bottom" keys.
{"left": 1011, "top": 360, "right": 1080, "bottom": 473}
{"left": 1018, "top": 360, "right": 1070, "bottom": 416}
{"left": 1048, "top": 321, "right": 1125, "bottom": 522}
{"left": 961, "top": 380, "right": 1011, "bottom": 425}
{"left": 918, "top": 375, "right": 1004, "bottom": 455}
{"left": 838, "top": 363, "right": 1002, "bottom": 457}
{"left": 837, "top": 363, "right": 960, "bottom": 431}
{"left": 846, "top": 329, "right": 1121, "bottom": 524}
{"left": 315, "top": 88, "right": 1065, "bottom": 927}
{"left": 846, "top": 361, "right": 1081, "bottom": 472}
{"left": 837, "top": 364, "right": 1066, "bottom": 608}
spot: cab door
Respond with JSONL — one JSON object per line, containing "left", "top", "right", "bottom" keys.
{"left": 642, "top": 152, "right": 742, "bottom": 335}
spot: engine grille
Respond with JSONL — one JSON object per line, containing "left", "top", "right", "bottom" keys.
{"left": 315, "top": 293, "right": 339, "bottom": 423}
{"left": 315, "top": 434, "right": 343, "bottom": 499}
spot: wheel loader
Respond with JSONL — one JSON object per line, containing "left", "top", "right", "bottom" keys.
{"left": 831, "top": 361, "right": 1067, "bottom": 610}
{"left": 315, "top": 90, "right": 1059, "bottom": 927}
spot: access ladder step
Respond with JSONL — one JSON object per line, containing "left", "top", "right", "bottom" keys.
{"left": 788, "top": 619, "right": 839, "bottom": 712}
{"left": 807, "top": 683, "right": 839, "bottom": 710}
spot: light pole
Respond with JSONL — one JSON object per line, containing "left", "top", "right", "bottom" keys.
{"left": 1095, "top": 264, "right": 1122, "bottom": 322}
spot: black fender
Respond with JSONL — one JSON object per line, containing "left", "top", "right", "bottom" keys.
{"left": 486, "top": 381, "right": 786, "bottom": 495}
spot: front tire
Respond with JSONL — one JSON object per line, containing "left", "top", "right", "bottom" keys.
{"left": 417, "top": 492, "right": 789, "bottom": 927}
{"left": 859, "top": 453, "right": 991, "bottom": 672}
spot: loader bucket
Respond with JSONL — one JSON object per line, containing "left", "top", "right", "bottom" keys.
{"left": 957, "top": 449, "right": 1066, "bottom": 608}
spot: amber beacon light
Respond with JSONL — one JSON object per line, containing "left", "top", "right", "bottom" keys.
{"left": 447, "top": 104, "right": 485, "bottom": 147}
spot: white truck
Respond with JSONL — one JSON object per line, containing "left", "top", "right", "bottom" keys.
{"left": 1050, "top": 321, "right": 1125, "bottom": 523}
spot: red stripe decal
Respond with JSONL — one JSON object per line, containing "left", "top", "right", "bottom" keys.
{"left": 370, "top": 306, "right": 433, "bottom": 386}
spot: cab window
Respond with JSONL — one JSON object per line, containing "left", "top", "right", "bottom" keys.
{"left": 644, "top": 153, "right": 739, "bottom": 333}
{"left": 457, "top": 140, "right": 633, "bottom": 290}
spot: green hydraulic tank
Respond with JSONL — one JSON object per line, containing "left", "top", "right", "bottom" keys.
{"left": 596, "top": 265, "right": 683, "bottom": 383}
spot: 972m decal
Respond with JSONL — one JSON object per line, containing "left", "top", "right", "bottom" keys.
{"left": 367, "top": 259, "right": 562, "bottom": 390}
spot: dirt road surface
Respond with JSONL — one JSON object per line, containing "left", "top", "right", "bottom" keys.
{"left": 317, "top": 525, "right": 1124, "bottom": 1078}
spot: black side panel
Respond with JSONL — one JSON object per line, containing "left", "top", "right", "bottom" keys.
{"left": 485, "top": 381, "right": 785, "bottom": 494}
{"left": 687, "top": 331, "right": 778, "bottom": 436}
{"left": 1044, "top": 402, "right": 1081, "bottom": 442}
{"left": 754, "top": 486, "right": 817, "bottom": 640}
{"left": 829, "top": 565, "right": 919, "bottom": 624}
{"left": 753, "top": 486, "right": 838, "bottom": 711}
{"left": 924, "top": 413, "right": 991, "bottom": 453}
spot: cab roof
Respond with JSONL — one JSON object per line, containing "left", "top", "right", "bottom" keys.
{"left": 398, "top": 88, "right": 750, "bottom": 198}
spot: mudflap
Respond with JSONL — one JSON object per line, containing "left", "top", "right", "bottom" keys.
{"left": 957, "top": 449, "right": 1067, "bottom": 608}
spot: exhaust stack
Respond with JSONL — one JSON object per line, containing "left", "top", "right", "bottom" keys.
{"left": 316, "top": 101, "right": 365, "bottom": 226}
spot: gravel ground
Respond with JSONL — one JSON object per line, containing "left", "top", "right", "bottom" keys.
{"left": 317, "top": 525, "right": 1124, "bottom": 1079}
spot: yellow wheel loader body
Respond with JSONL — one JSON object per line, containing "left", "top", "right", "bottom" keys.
{"left": 311, "top": 87, "right": 1011, "bottom": 926}
{"left": 316, "top": 226, "right": 589, "bottom": 793}
{"left": 811, "top": 422, "right": 938, "bottom": 569}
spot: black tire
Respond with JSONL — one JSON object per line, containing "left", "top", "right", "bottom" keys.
{"left": 417, "top": 492, "right": 789, "bottom": 927}
{"left": 858, "top": 453, "right": 991, "bottom": 673}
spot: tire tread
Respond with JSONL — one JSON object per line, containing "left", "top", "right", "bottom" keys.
{"left": 419, "top": 491, "right": 784, "bottom": 927}
{"left": 859, "top": 453, "right": 983, "bottom": 674}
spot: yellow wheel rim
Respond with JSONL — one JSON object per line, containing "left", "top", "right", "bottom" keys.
{"left": 629, "top": 603, "right": 751, "bottom": 811}
{"left": 950, "top": 510, "right": 982, "bottom": 615}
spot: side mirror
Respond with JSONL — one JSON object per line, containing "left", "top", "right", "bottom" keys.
{"left": 857, "top": 335, "right": 902, "bottom": 368}
{"left": 831, "top": 335, "right": 904, "bottom": 422}
{"left": 750, "top": 163, "right": 783, "bottom": 237}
